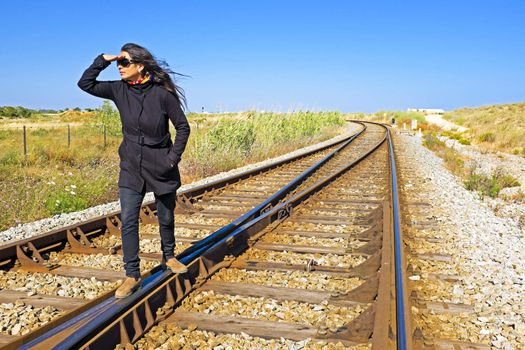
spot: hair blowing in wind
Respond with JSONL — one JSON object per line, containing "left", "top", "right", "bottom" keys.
{"left": 121, "top": 43, "right": 187, "bottom": 109}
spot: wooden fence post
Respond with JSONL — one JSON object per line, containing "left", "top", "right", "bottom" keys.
{"left": 103, "top": 124, "right": 107, "bottom": 147}
{"left": 67, "top": 125, "right": 71, "bottom": 148}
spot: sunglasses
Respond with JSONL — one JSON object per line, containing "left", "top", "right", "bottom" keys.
{"left": 116, "top": 58, "right": 135, "bottom": 67}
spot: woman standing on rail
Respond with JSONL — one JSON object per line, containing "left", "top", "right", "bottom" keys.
{"left": 78, "top": 43, "right": 191, "bottom": 298}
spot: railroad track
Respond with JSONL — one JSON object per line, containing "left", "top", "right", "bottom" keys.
{"left": 132, "top": 124, "right": 393, "bottom": 349}
{"left": 0, "top": 123, "right": 360, "bottom": 348}
{"left": 0, "top": 121, "right": 416, "bottom": 349}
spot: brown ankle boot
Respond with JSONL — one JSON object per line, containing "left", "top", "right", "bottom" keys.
{"left": 166, "top": 258, "right": 188, "bottom": 274}
{"left": 115, "top": 277, "right": 141, "bottom": 299}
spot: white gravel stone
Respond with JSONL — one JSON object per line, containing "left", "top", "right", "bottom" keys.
{"left": 396, "top": 131, "right": 525, "bottom": 348}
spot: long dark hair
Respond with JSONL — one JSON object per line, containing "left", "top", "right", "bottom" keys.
{"left": 121, "top": 43, "right": 187, "bottom": 109}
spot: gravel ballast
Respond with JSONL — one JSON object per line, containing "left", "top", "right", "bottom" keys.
{"left": 396, "top": 131, "right": 525, "bottom": 349}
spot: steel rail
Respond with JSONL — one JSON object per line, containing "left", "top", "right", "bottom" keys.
{"left": 387, "top": 127, "right": 410, "bottom": 350}
{"left": 351, "top": 121, "right": 411, "bottom": 349}
{"left": 33, "top": 122, "right": 388, "bottom": 350}
{"left": 19, "top": 123, "right": 368, "bottom": 349}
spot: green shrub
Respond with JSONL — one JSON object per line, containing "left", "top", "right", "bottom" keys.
{"left": 185, "top": 111, "right": 344, "bottom": 177}
{"left": 497, "top": 173, "right": 520, "bottom": 188}
{"left": 45, "top": 191, "right": 88, "bottom": 215}
{"left": 0, "top": 106, "right": 33, "bottom": 118}
{"left": 422, "top": 132, "right": 445, "bottom": 150}
{"left": 30, "top": 128, "right": 50, "bottom": 137}
{"left": 33, "top": 147, "right": 51, "bottom": 162}
{"left": 96, "top": 100, "right": 121, "bottom": 136}
{"left": 0, "top": 150, "right": 19, "bottom": 166}
{"left": 478, "top": 132, "right": 496, "bottom": 143}
{"left": 440, "top": 131, "right": 470, "bottom": 145}
{"left": 206, "top": 119, "right": 256, "bottom": 156}
{"left": 465, "top": 171, "right": 497, "bottom": 198}
{"left": 464, "top": 168, "right": 520, "bottom": 198}
{"left": 443, "top": 149, "right": 464, "bottom": 173}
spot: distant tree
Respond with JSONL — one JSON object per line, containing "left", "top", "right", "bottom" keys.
{"left": 0, "top": 106, "right": 15, "bottom": 117}
{"left": 36, "top": 109, "right": 61, "bottom": 114}
{"left": 73, "top": 107, "right": 81, "bottom": 112}
{"left": 96, "top": 100, "right": 122, "bottom": 136}
{"left": 0, "top": 106, "right": 33, "bottom": 118}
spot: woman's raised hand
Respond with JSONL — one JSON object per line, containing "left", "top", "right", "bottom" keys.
{"left": 102, "top": 54, "right": 123, "bottom": 62}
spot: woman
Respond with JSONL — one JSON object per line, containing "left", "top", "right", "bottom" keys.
{"left": 78, "top": 43, "right": 191, "bottom": 298}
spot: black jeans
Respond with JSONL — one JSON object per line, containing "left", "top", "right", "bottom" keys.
{"left": 119, "top": 186, "right": 176, "bottom": 278}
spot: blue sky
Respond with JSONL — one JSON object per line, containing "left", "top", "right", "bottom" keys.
{"left": 0, "top": 1, "right": 524, "bottom": 113}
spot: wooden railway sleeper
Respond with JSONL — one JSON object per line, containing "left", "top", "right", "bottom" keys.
{"left": 345, "top": 274, "right": 380, "bottom": 303}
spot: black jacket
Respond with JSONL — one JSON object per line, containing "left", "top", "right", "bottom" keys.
{"left": 78, "top": 54, "right": 191, "bottom": 195}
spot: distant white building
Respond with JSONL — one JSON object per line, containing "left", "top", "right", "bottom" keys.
{"left": 407, "top": 108, "right": 445, "bottom": 115}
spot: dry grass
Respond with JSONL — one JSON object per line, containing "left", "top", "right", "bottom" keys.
{"left": 0, "top": 110, "right": 95, "bottom": 128}
{"left": 0, "top": 108, "right": 345, "bottom": 230}
{"left": 422, "top": 133, "right": 467, "bottom": 175}
{"left": 443, "top": 102, "right": 525, "bottom": 155}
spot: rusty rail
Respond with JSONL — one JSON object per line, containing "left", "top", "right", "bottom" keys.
{"left": 387, "top": 127, "right": 411, "bottom": 350}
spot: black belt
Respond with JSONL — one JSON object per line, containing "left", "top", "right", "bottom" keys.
{"left": 124, "top": 133, "right": 171, "bottom": 148}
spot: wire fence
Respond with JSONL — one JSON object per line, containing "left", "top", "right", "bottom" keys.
{"left": 0, "top": 124, "right": 120, "bottom": 161}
